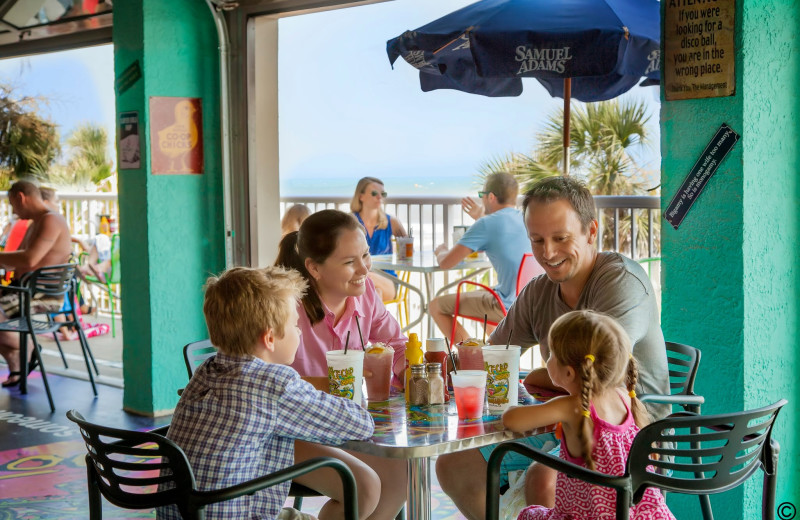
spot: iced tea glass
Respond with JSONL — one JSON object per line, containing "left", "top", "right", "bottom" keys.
{"left": 364, "top": 344, "right": 394, "bottom": 401}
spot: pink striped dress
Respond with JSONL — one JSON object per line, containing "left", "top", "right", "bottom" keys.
{"left": 518, "top": 394, "right": 674, "bottom": 520}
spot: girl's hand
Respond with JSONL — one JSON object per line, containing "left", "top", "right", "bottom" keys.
{"left": 502, "top": 395, "right": 577, "bottom": 433}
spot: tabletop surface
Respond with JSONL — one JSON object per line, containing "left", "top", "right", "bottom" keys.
{"left": 370, "top": 252, "right": 492, "bottom": 273}
{"left": 342, "top": 390, "right": 548, "bottom": 459}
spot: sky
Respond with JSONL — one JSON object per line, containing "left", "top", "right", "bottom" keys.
{"left": 0, "top": 0, "right": 660, "bottom": 197}
{"left": 0, "top": 44, "right": 116, "bottom": 171}
{"left": 278, "top": 0, "right": 662, "bottom": 196}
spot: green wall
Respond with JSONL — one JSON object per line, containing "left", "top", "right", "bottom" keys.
{"left": 114, "top": 0, "right": 226, "bottom": 415}
{"left": 661, "top": 0, "right": 799, "bottom": 516}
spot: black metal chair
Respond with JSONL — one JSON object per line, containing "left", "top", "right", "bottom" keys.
{"left": 0, "top": 264, "right": 97, "bottom": 412}
{"left": 638, "top": 341, "right": 709, "bottom": 516}
{"left": 47, "top": 279, "right": 101, "bottom": 375}
{"left": 639, "top": 341, "right": 704, "bottom": 414}
{"left": 67, "top": 410, "right": 358, "bottom": 520}
{"left": 486, "top": 399, "right": 786, "bottom": 520}
{"left": 183, "top": 338, "right": 217, "bottom": 376}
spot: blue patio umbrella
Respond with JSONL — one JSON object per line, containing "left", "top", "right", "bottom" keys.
{"left": 387, "top": 0, "right": 660, "bottom": 174}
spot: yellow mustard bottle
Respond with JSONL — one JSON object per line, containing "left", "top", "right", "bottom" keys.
{"left": 404, "top": 333, "right": 423, "bottom": 400}
{"left": 99, "top": 215, "right": 111, "bottom": 236}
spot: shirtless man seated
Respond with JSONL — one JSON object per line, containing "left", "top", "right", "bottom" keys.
{"left": 0, "top": 181, "right": 72, "bottom": 388}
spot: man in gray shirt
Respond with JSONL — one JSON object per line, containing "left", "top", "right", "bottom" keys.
{"left": 436, "top": 176, "right": 669, "bottom": 520}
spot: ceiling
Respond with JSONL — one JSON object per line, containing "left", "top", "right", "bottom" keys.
{"left": 0, "top": 0, "right": 112, "bottom": 59}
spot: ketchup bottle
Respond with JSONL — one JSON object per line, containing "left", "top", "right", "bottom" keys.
{"left": 424, "top": 337, "right": 450, "bottom": 401}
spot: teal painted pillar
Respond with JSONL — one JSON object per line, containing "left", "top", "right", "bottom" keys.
{"left": 661, "top": 0, "right": 799, "bottom": 516}
{"left": 113, "top": 0, "right": 225, "bottom": 415}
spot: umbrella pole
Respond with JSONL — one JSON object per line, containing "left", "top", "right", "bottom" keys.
{"left": 563, "top": 78, "right": 571, "bottom": 176}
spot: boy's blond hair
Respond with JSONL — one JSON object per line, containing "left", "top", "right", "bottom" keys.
{"left": 203, "top": 266, "right": 307, "bottom": 356}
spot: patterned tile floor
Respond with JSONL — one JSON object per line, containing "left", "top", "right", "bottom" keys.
{"left": 0, "top": 370, "right": 466, "bottom": 519}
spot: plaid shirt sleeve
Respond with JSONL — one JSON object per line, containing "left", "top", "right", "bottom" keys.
{"left": 273, "top": 374, "right": 374, "bottom": 444}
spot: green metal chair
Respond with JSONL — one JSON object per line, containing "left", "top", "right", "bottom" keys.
{"left": 81, "top": 233, "right": 121, "bottom": 337}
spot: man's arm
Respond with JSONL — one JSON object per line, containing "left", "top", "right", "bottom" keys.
{"left": 0, "top": 214, "right": 63, "bottom": 271}
{"left": 523, "top": 367, "right": 561, "bottom": 391}
{"left": 434, "top": 243, "right": 473, "bottom": 269}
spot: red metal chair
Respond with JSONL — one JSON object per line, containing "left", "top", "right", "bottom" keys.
{"left": 450, "top": 253, "right": 543, "bottom": 344}
{"left": 2, "top": 219, "right": 31, "bottom": 283}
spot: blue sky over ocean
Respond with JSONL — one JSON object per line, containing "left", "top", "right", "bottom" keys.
{"left": 0, "top": 0, "right": 660, "bottom": 197}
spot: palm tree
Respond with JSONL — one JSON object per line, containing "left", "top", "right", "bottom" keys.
{"left": 479, "top": 99, "right": 659, "bottom": 257}
{"left": 39, "top": 123, "right": 113, "bottom": 190}
{"left": 0, "top": 84, "right": 60, "bottom": 188}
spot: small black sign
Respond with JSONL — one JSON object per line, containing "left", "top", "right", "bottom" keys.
{"left": 664, "top": 123, "right": 740, "bottom": 230}
{"left": 115, "top": 60, "right": 142, "bottom": 95}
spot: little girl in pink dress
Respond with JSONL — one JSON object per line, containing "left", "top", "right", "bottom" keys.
{"left": 503, "top": 310, "right": 674, "bottom": 520}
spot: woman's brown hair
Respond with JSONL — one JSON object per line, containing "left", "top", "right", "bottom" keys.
{"left": 548, "top": 310, "right": 651, "bottom": 470}
{"left": 275, "top": 209, "right": 363, "bottom": 325}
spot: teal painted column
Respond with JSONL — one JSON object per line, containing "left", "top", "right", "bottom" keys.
{"left": 113, "top": 0, "right": 225, "bottom": 415}
{"left": 661, "top": 0, "right": 799, "bottom": 516}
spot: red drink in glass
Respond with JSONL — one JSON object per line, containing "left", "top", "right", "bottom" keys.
{"left": 451, "top": 370, "right": 487, "bottom": 420}
{"left": 457, "top": 339, "right": 485, "bottom": 370}
{"left": 364, "top": 344, "right": 394, "bottom": 401}
{"left": 454, "top": 386, "right": 485, "bottom": 419}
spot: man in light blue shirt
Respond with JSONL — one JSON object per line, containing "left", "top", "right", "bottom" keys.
{"left": 430, "top": 172, "right": 532, "bottom": 343}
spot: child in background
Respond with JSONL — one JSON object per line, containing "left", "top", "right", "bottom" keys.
{"left": 157, "top": 266, "right": 376, "bottom": 520}
{"left": 503, "top": 310, "right": 674, "bottom": 520}
{"left": 281, "top": 203, "right": 311, "bottom": 236}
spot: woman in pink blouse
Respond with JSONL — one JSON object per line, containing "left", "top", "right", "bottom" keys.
{"left": 276, "top": 209, "right": 408, "bottom": 520}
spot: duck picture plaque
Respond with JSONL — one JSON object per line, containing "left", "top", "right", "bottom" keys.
{"left": 149, "top": 97, "right": 203, "bottom": 175}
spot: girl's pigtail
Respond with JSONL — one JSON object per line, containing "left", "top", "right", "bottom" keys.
{"left": 579, "top": 355, "right": 597, "bottom": 471}
{"left": 626, "top": 354, "right": 652, "bottom": 428}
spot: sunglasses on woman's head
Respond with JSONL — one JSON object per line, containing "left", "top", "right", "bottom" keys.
{"left": 478, "top": 191, "right": 491, "bottom": 198}
{"left": 371, "top": 190, "right": 388, "bottom": 198}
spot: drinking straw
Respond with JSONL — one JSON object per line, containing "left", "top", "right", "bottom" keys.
{"left": 444, "top": 338, "right": 458, "bottom": 374}
{"left": 506, "top": 328, "right": 513, "bottom": 349}
{"left": 482, "top": 314, "right": 488, "bottom": 343}
{"left": 354, "top": 315, "right": 365, "bottom": 349}
{"left": 344, "top": 331, "right": 351, "bottom": 355}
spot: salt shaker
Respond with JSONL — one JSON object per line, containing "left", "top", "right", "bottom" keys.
{"left": 426, "top": 363, "right": 445, "bottom": 404}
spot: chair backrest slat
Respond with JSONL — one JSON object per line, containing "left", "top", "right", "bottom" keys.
{"left": 183, "top": 339, "right": 218, "bottom": 378}
{"left": 628, "top": 399, "right": 786, "bottom": 503}
{"left": 108, "top": 233, "right": 121, "bottom": 284}
{"left": 68, "top": 410, "right": 196, "bottom": 511}
{"left": 663, "top": 341, "right": 701, "bottom": 397}
{"left": 24, "top": 263, "right": 76, "bottom": 298}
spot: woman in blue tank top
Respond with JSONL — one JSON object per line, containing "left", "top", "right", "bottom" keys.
{"left": 350, "top": 176, "right": 407, "bottom": 301}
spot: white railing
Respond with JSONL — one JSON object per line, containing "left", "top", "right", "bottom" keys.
{"left": 281, "top": 195, "right": 662, "bottom": 346}
{"left": 0, "top": 191, "right": 120, "bottom": 315}
{"left": 0, "top": 191, "right": 119, "bottom": 238}
{"left": 281, "top": 195, "right": 661, "bottom": 260}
